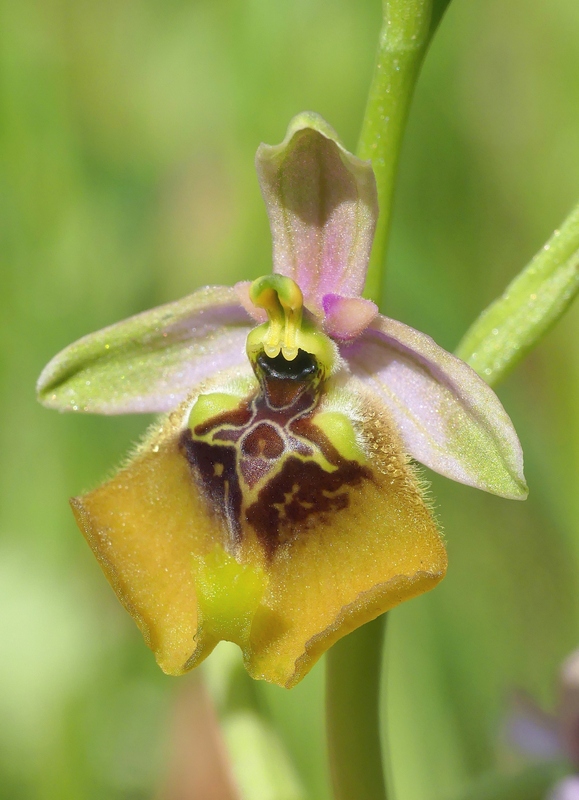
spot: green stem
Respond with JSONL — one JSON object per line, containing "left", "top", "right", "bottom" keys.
{"left": 325, "top": 3, "right": 455, "bottom": 800}
{"left": 358, "top": 0, "right": 436, "bottom": 307}
{"left": 326, "top": 616, "right": 388, "bottom": 800}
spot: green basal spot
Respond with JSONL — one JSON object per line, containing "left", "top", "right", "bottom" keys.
{"left": 313, "top": 411, "right": 367, "bottom": 463}
{"left": 193, "top": 546, "right": 268, "bottom": 652}
{"left": 188, "top": 392, "right": 246, "bottom": 431}
{"left": 246, "top": 275, "right": 336, "bottom": 378}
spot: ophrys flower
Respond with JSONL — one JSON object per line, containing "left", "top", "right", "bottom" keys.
{"left": 37, "top": 113, "right": 527, "bottom": 687}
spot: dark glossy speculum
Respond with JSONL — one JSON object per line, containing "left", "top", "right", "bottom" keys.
{"left": 255, "top": 349, "right": 321, "bottom": 411}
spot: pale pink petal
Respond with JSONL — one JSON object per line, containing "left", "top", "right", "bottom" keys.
{"left": 256, "top": 112, "right": 378, "bottom": 312}
{"left": 343, "top": 315, "right": 527, "bottom": 498}
{"left": 37, "top": 286, "right": 253, "bottom": 415}
{"left": 322, "top": 294, "right": 378, "bottom": 340}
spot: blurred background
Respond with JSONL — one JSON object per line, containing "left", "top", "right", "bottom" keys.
{"left": 2, "top": 0, "right": 579, "bottom": 797}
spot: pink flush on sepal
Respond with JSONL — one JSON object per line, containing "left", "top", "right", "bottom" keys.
{"left": 240, "top": 114, "right": 380, "bottom": 341}
{"left": 255, "top": 112, "right": 378, "bottom": 314}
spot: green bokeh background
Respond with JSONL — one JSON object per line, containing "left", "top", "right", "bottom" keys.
{"left": 2, "top": 0, "right": 579, "bottom": 798}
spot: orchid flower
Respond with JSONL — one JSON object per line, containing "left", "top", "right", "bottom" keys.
{"left": 508, "top": 648, "right": 579, "bottom": 799}
{"left": 37, "top": 112, "right": 527, "bottom": 689}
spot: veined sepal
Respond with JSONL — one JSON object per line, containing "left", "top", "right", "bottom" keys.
{"left": 256, "top": 112, "right": 379, "bottom": 321}
{"left": 36, "top": 285, "right": 253, "bottom": 415}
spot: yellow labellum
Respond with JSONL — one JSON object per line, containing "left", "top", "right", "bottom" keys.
{"left": 71, "top": 380, "right": 446, "bottom": 688}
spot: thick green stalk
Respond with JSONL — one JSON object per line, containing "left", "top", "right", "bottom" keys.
{"left": 359, "top": 0, "right": 435, "bottom": 306}
{"left": 325, "top": 3, "right": 454, "bottom": 800}
{"left": 326, "top": 616, "right": 388, "bottom": 800}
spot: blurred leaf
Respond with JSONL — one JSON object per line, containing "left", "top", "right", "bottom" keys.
{"left": 456, "top": 202, "right": 579, "bottom": 386}
{"left": 451, "top": 763, "right": 567, "bottom": 800}
{"left": 204, "top": 643, "right": 306, "bottom": 800}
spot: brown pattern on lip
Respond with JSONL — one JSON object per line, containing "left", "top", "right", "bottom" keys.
{"left": 192, "top": 405, "right": 252, "bottom": 437}
{"left": 242, "top": 423, "right": 285, "bottom": 460}
{"left": 179, "top": 350, "right": 370, "bottom": 557}
{"left": 246, "top": 447, "right": 371, "bottom": 558}
{"left": 180, "top": 432, "right": 245, "bottom": 545}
